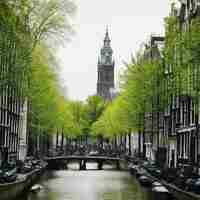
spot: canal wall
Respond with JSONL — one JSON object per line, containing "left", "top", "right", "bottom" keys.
{"left": 129, "top": 161, "right": 200, "bottom": 200}
{"left": 161, "top": 180, "right": 200, "bottom": 200}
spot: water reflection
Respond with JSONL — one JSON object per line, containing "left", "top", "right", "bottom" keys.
{"left": 21, "top": 163, "right": 152, "bottom": 200}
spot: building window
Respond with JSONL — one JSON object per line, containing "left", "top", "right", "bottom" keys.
{"left": 180, "top": 102, "right": 183, "bottom": 125}
{"left": 190, "top": 100, "right": 195, "bottom": 125}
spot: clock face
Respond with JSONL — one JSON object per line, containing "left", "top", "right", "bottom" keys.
{"left": 105, "top": 52, "right": 109, "bottom": 56}
{"left": 101, "top": 46, "right": 113, "bottom": 64}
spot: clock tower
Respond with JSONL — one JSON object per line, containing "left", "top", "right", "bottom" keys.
{"left": 97, "top": 28, "right": 115, "bottom": 100}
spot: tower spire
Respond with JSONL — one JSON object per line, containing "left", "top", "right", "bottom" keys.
{"left": 106, "top": 25, "right": 109, "bottom": 37}
{"left": 104, "top": 26, "right": 110, "bottom": 46}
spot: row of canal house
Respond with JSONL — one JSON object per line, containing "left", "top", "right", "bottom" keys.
{"left": 136, "top": 0, "right": 200, "bottom": 172}
{"left": 0, "top": 41, "right": 28, "bottom": 167}
{"left": 0, "top": 89, "right": 28, "bottom": 165}
{"left": 173, "top": 0, "right": 200, "bottom": 170}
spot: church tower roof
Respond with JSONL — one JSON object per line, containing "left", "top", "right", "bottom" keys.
{"left": 104, "top": 27, "right": 111, "bottom": 46}
{"left": 99, "top": 27, "right": 113, "bottom": 66}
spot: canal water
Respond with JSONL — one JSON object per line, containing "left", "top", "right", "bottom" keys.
{"left": 20, "top": 163, "right": 154, "bottom": 200}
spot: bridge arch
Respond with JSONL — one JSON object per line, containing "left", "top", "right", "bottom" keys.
{"left": 45, "top": 155, "right": 122, "bottom": 170}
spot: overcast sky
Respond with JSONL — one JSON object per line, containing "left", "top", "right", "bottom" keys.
{"left": 57, "top": 0, "right": 173, "bottom": 101}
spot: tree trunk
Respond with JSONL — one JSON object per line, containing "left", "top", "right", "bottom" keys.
{"left": 128, "top": 133, "right": 131, "bottom": 156}
{"left": 61, "top": 130, "right": 64, "bottom": 150}
{"left": 138, "top": 130, "right": 141, "bottom": 157}
{"left": 56, "top": 130, "right": 59, "bottom": 149}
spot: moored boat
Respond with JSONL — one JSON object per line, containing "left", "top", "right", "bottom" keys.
{"left": 0, "top": 161, "right": 47, "bottom": 200}
{"left": 152, "top": 181, "right": 162, "bottom": 187}
{"left": 130, "top": 164, "right": 139, "bottom": 175}
{"left": 138, "top": 175, "right": 153, "bottom": 187}
{"left": 31, "top": 184, "right": 43, "bottom": 192}
{"left": 136, "top": 168, "right": 147, "bottom": 178}
{"left": 152, "top": 185, "right": 173, "bottom": 200}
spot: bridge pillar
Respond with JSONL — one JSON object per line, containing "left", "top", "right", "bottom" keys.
{"left": 116, "top": 160, "right": 120, "bottom": 170}
{"left": 98, "top": 161, "right": 103, "bottom": 170}
{"left": 79, "top": 160, "right": 86, "bottom": 170}
{"left": 65, "top": 161, "right": 68, "bottom": 170}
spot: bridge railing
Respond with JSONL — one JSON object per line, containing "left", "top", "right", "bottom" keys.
{"left": 46, "top": 145, "right": 130, "bottom": 159}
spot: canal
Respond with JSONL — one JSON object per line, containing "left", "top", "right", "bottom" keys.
{"left": 19, "top": 163, "right": 155, "bottom": 200}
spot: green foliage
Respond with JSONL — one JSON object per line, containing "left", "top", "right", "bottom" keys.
{"left": 164, "top": 16, "right": 200, "bottom": 100}
{"left": 65, "top": 100, "right": 89, "bottom": 138}
{"left": 0, "top": 0, "right": 77, "bottom": 138}
{"left": 4, "top": 1, "right": 200, "bottom": 141}
{"left": 0, "top": 2, "right": 30, "bottom": 95}
{"left": 92, "top": 96, "right": 131, "bottom": 139}
{"left": 84, "top": 95, "right": 105, "bottom": 126}
{"left": 93, "top": 15, "right": 200, "bottom": 139}
{"left": 29, "top": 45, "right": 62, "bottom": 133}
{"left": 0, "top": 0, "right": 76, "bottom": 96}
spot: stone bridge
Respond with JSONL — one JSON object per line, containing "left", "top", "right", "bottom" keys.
{"left": 45, "top": 155, "right": 124, "bottom": 170}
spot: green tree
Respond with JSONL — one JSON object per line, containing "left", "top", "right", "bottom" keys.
{"left": 85, "top": 95, "right": 105, "bottom": 126}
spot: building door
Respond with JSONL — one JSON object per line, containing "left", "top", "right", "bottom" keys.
{"left": 156, "top": 147, "right": 167, "bottom": 167}
{"left": 170, "top": 149, "right": 175, "bottom": 168}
